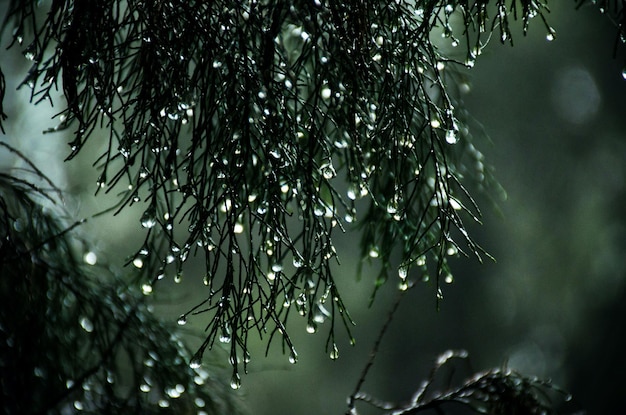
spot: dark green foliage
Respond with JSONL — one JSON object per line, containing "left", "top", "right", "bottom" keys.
{"left": 0, "top": 143, "right": 241, "bottom": 415}
{"left": 2, "top": 1, "right": 623, "bottom": 413}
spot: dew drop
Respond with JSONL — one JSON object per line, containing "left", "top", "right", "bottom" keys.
{"left": 306, "top": 322, "right": 317, "bottom": 334}
{"left": 398, "top": 265, "right": 408, "bottom": 280}
{"left": 140, "top": 206, "right": 157, "bottom": 228}
{"left": 321, "top": 163, "right": 336, "bottom": 179}
{"left": 386, "top": 201, "right": 398, "bottom": 214}
{"left": 79, "top": 316, "right": 94, "bottom": 333}
{"left": 329, "top": 344, "right": 339, "bottom": 360}
{"left": 158, "top": 399, "right": 170, "bottom": 408}
{"left": 174, "top": 271, "right": 183, "bottom": 283}
{"left": 134, "top": 258, "right": 144, "bottom": 269}
{"left": 83, "top": 251, "right": 97, "bottom": 265}
{"left": 177, "top": 315, "right": 187, "bottom": 325}
{"left": 445, "top": 129, "right": 458, "bottom": 144}
{"left": 321, "top": 86, "right": 332, "bottom": 100}
{"left": 292, "top": 257, "right": 303, "bottom": 268}
{"left": 289, "top": 350, "right": 298, "bottom": 364}
{"left": 141, "top": 284, "right": 152, "bottom": 295}
{"left": 346, "top": 185, "right": 357, "bottom": 200}
{"left": 230, "top": 373, "right": 241, "bottom": 389}
{"left": 189, "top": 356, "right": 202, "bottom": 369}
{"left": 621, "top": 68, "right": 626, "bottom": 80}
{"left": 140, "top": 383, "right": 151, "bottom": 392}
{"left": 368, "top": 247, "right": 380, "bottom": 258}
{"left": 219, "top": 330, "right": 231, "bottom": 343}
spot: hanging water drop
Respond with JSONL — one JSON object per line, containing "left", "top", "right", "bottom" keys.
{"left": 445, "top": 129, "right": 458, "bottom": 144}
{"left": 79, "top": 316, "right": 94, "bottom": 333}
{"left": 320, "top": 162, "right": 336, "bottom": 179}
{"left": 230, "top": 373, "right": 241, "bottom": 389}
{"left": 329, "top": 344, "right": 339, "bottom": 360}
{"left": 83, "top": 251, "right": 97, "bottom": 265}
{"left": 140, "top": 206, "right": 157, "bottom": 228}
{"left": 293, "top": 257, "right": 303, "bottom": 268}
{"left": 289, "top": 349, "right": 298, "bottom": 364}
{"left": 306, "top": 322, "right": 317, "bottom": 334}
{"left": 189, "top": 356, "right": 202, "bottom": 369}
{"left": 398, "top": 264, "right": 408, "bottom": 280}
{"left": 177, "top": 315, "right": 187, "bottom": 325}
{"left": 141, "top": 284, "right": 152, "bottom": 295}
{"left": 368, "top": 247, "right": 380, "bottom": 258}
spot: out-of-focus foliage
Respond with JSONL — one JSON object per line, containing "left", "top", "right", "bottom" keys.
{"left": 0, "top": 143, "right": 242, "bottom": 415}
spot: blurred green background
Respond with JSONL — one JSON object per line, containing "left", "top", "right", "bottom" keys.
{"left": 2, "top": 2, "right": 626, "bottom": 414}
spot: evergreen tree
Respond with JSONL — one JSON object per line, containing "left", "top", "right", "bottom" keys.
{"left": 1, "top": 1, "right": 624, "bottom": 414}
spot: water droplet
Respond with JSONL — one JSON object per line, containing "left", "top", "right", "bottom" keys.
{"left": 368, "top": 247, "right": 380, "bottom": 258}
{"left": 195, "top": 397, "right": 206, "bottom": 408}
{"left": 74, "top": 401, "right": 84, "bottom": 410}
{"left": 329, "top": 344, "right": 339, "bottom": 360}
{"left": 320, "top": 162, "right": 336, "bottom": 179}
{"left": 398, "top": 265, "right": 408, "bottom": 279}
{"left": 621, "top": 68, "right": 626, "bottom": 80}
{"left": 445, "top": 129, "right": 458, "bottom": 144}
{"left": 134, "top": 258, "right": 144, "bottom": 269}
{"left": 386, "top": 200, "right": 398, "bottom": 214}
{"left": 79, "top": 316, "right": 94, "bottom": 333}
{"left": 141, "top": 284, "right": 152, "bottom": 295}
{"left": 289, "top": 350, "right": 298, "bottom": 364}
{"left": 174, "top": 271, "right": 183, "bottom": 283}
{"left": 444, "top": 274, "right": 454, "bottom": 284}
{"left": 140, "top": 383, "right": 151, "bottom": 392}
{"left": 177, "top": 315, "right": 187, "bottom": 325}
{"left": 219, "top": 330, "right": 231, "bottom": 343}
{"left": 234, "top": 222, "right": 244, "bottom": 234}
{"left": 230, "top": 373, "right": 241, "bottom": 389}
{"left": 83, "top": 251, "right": 97, "bottom": 265}
{"left": 321, "top": 86, "right": 332, "bottom": 100}
{"left": 158, "top": 399, "right": 170, "bottom": 408}
{"left": 430, "top": 118, "right": 441, "bottom": 129}
{"left": 347, "top": 185, "right": 358, "bottom": 200}
{"left": 306, "top": 322, "right": 317, "bottom": 334}
{"left": 140, "top": 206, "right": 157, "bottom": 228}
{"left": 189, "top": 356, "right": 202, "bottom": 369}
